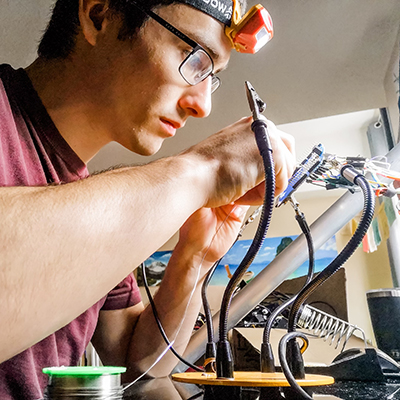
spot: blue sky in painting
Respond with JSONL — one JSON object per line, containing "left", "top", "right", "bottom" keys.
{"left": 144, "top": 235, "right": 337, "bottom": 286}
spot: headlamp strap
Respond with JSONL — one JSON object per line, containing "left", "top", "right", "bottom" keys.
{"left": 179, "top": 0, "right": 233, "bottom": 25}
{"left": 177, "top": 0, "right": 273, "bottom": 54}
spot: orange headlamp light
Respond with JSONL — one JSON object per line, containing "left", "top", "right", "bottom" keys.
{"left": 225, "top": 0, "right": 274, "bottom": 54}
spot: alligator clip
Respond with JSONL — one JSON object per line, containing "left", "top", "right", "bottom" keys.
{"left": 245, "top": 81, "right": 266, "bottom": 121}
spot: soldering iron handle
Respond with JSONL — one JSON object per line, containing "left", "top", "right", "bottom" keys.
{"left": 251, "top": 119, "right": 273, "bottom": 156}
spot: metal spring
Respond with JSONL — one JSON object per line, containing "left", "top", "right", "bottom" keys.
{"left": 297, "top": 304, "right": 366, "bottom": 352}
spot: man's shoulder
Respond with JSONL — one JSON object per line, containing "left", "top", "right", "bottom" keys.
{"left": 0, "top": 64, "right": 15, "bottom": 119}
{"left": 0, "top": 64, "right": 17, "bottom": 83}
{"left": 0, "top": 64, "right": 28, "bottom": 106}
{"left": 0, "top": 64, "right": 33, "bottom": 96}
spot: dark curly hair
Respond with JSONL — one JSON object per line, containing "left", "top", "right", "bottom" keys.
{"left": 38, "top": 0, "right": 247, "bottom": 59}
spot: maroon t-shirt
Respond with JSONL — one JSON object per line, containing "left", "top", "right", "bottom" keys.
{"left": 0, "top": 64, "right": 141, "bottom": 399}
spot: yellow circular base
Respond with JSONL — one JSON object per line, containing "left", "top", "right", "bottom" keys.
{"left": 172, "top": 371, "right": 334, "bottom": 387}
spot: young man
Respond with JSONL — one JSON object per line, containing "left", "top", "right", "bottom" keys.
{"left": 0, "top": 0, "right": 295, "bottom": 398}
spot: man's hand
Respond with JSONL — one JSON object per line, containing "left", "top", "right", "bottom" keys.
{"left": 184, "top": 117, "right": 296, "bottom": 209}
{"left": 264, "top": 119, "right": 296, "bottom": 195}
{"left": 177, "top": 203, "right": 250, "bottom": 268}
{"left": 176, "top": 116, "right": 295, "bottom": 269}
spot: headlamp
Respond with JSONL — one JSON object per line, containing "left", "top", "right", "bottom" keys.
{"left": 225, "top": 0, "right": 274, "bottom": 54}
{"left": 179, "top": 0, "right": 273, "bottom": 54}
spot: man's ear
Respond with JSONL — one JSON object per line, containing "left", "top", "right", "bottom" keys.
{"left": 79, "top": 0, "right": 110, "bottom": 46}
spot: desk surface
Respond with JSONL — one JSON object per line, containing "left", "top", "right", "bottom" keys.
{"left": 122, "top": 377, "right": 400, "bottom": 400}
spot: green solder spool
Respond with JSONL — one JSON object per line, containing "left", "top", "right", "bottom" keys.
{"left": 42, "top": 366, "right": 126, "bottom": 399}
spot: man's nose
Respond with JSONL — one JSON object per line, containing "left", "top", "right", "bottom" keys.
{"left": 178, "top": 78, "right": 212, "bottom": 118}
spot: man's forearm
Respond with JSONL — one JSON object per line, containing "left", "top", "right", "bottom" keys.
{"left": 0, "top": 154, "right": 208, "bottom": 363}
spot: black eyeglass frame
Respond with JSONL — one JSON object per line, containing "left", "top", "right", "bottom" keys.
{"left": 131, "top": 2, "right": 221, "bottom": 93}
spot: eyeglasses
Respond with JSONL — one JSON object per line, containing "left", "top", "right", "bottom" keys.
{"left": 131, "top": 2, "right": 221, "bottom": 94}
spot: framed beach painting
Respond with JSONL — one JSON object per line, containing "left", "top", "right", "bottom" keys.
{"left": 137, "top": 236, "right": 337, "bottom": 287}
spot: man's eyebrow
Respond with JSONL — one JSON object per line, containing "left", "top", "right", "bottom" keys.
{"left": 199, "top": 41, "right": 220, "bottom": 62}
{"left": 189, "top": 32, "right": 220, "bottom": 60}
{"left": 189, "top": 33, "right": 229, "bottom": 73}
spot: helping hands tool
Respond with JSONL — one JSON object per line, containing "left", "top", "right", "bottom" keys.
{"left": 172, "top": 83, "right": 334, "bottom": 400}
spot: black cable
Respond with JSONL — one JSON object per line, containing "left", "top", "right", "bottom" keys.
{"left": 201, "top": 258, "right": 223, "bottom": 345}
{"left": 267, "top": 290, "right": 291, "bottom": 302}
{"left": 260, "top": 211, "right": 314, "bottom": 372}
{"left": 201, "top": 233, "right": 248, "bottom": 372}
{"left": 143, "top": 204, "right": 257, "bottom": 374}
{"left": 141, "top": 263, "right": 203, "bottom": 372}
{"left": 201, "top": 228, "right": 249, "bottom": 345}
{"left": 287, "top": 170, "right": 375, "bottom": 333}
{"left": 263, "top": 211, "right": 314, "bottom": 344}
{"left": 278, "top": 332, "right": 313, "bottom": 400}
{"left": 277, "top": 167, "right": 375, "bottom": 398}
{"left": 216, "top": 119, "right": 276, "bottom": 378}
{"left": 200, "top": 258, "right": 222, "bottom": 373}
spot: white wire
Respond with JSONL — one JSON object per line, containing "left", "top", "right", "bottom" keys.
{"left": 119, "top": 341, "right": 175, "bottom": 395}
{"left": 368, "top": 156, "right": 390, "bottom": 169}
{"left": 171, "top": 206, "right": 238, "bottom": 343}
{"left": 123, "top": 206, "right": 240, "bottom": 388}
{"left": 43, "top": 210, "right": 240, "bottom": 400}
{"left": 42, "top": 207, "right": 257, "bottom": 399}
{"left": 92, "top": 341, "right": 175, "bottom": 400}
{"left": 366, "top": 160, "right": 400, "bottom": 180}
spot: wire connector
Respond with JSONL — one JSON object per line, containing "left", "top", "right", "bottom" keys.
{"left": 341, "top": 164, "right": 364, "bottom": 185}
{"left": 276, "top": 144, "right": 325, "bottom": 207}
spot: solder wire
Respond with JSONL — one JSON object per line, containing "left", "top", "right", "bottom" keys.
{"left": 44, "top": 206, "right": 252, "bottom": 400}
{"left": 101, "top": 343, "right": 174, "bottom": 399}
{"left": 91, "top": 209, "right": 240, "bottom": 400}
{"left": 141, "top": 262, "right": 203, "bottom": 372}
{"left": 131, "top": 205, "right": 242, "bottom": 377}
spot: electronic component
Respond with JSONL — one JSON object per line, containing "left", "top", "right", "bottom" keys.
{"left": 276, "top": 144, "right": 325, "bottom": 207}
{"left": 304, "top": 153, "right": 400, "bottom": 195}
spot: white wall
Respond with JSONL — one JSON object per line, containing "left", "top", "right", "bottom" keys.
{"left": 384, "top": 26, "right": 400, "bottom": 140}
{"left": 0, "top": 1, "right": 54, "bottom": 68}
